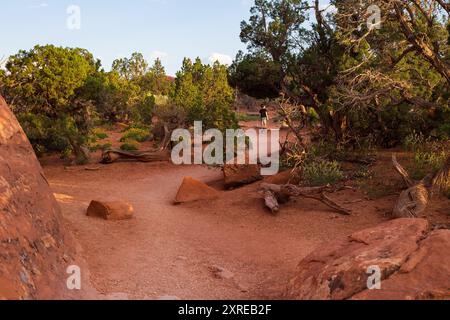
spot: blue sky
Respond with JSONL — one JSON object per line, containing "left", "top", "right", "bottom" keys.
{"left": 1, "top": 0, "right": 330, "bottom": 75}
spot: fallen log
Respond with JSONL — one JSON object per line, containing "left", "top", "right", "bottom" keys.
{"left": 261, "top": 183, "right": 352, "bottom": 216}
{"left": 101, "top": 124, "right": 174, "bottom": 164}
{"left": 101, "top": 149, "right": 170, "bottom": 164}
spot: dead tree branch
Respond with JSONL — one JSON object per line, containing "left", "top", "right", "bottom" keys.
{"left": 261, "top": 183, "right": 352, "bottom": 216}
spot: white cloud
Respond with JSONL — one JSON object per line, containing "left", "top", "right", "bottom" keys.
{"left": 208, "top": 53, "right": 233, "bottom": 66}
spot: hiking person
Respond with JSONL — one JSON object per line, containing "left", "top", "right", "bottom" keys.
{"left": 259, "top": 105, "right": 269, "bottom": 128}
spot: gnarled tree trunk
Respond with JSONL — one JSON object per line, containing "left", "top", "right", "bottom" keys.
{"left": 392, "top": 154, "right": 450, "bottom": 218}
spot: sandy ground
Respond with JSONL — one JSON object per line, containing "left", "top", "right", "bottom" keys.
{"left": 44, "top": 160, "right": 393, "bottom": 300}
{"left": 41, "top": 121, "right": 449, "bottom": 300}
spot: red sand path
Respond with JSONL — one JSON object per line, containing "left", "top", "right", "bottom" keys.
{"left": 44, "top": 159, "right": 388, "bottom": 300}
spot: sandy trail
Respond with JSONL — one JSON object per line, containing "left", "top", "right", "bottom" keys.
{"left": 40, "top": 122, "right": 449, "bottom": 300}
{"left": 41, "top": 124, "right": 394, "bottom": 300}
{"left": 44, "top": 156, "right": 388, "bottom": 300}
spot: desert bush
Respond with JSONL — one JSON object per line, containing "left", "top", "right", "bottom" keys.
{"left": 436, "top": 123, "right": 450, "bottom": 140}
{"left": 3, "top": 45, "right": 97, "bottom": 162}
{"left": 131, "top": 95, "right": 156, "bottom": 125}
{"left": 17, "top": 112, "right": 90, "bottom": 162}
{"left": 120, "top": 140, "right": 140, "bottom": 151}
{"left": 89, "top": 142, "right": 112, "bottom": 152}
{"left": 281, "top": 142, "right": 307, "bottom": 171}
{"left": 101, "top": 143, "right": 113, "bottom": 151}
{"left": 59, "top": 147, "right": 73, "bottom": 160}
{"left": 404, "top": 131, "right": 428, "bottom": 152}
{"left": 153, "top": 103, "right": 186, "bottom": 126}
{"left": 154, "top": 95, "right": 169, "bottom": 106}
{"left": 302, "top": 159, "right": 344, "bottom": 187}
{"left": 92, "top": 128, "right": 109, "bottom": 140}
{"left": 151, "top": 103, "right": 187, "bottom": 145}
{"left": 410, "top": 149, "right": 448, "bottom": 180}
{"left": 353, "top": 166, "right": 374, "bottom": 180}
{"left": 120, "top": 128, "right": 151, "bottom": 143}
{"left": 308, "top": 139, "right": 339, "bottom": 159}
{"left": 33, "top": 144, "right": 47, "bottom": 158}
{"left": 307, "top": 108, "right": 320, "bottom": 125}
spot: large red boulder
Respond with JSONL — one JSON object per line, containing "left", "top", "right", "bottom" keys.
{"left": 286, "top": 218, "right": 450, "bottom": 300}
{"left": 0, "top": 96, "right": 76, "bottom": 299}
{"left": 175, "top": 177, "right": 220, "bottom": 204}
{"left": 353, "top": 229, "right": 450, "bottom": 300}
{"left": 223, "top": 164, "right": 262, "bottom": 189}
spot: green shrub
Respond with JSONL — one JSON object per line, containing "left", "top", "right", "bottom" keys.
{"left": 403, "top": 131, "right": 427, "bottom": 151}
{"left": 436, "top": 123, "right": 450, "bottom": 140}
{"left": 59, "top": 147, "right": 72, "bottom": 160}
{"left": 89, "top": 142, "right": 112, "bottom": 152}
{"left": 101, "top": 143, "right": 113, "bottom": 151}
{"left": 92, "top": 128, "right": 109, "bottom": 140}
{"left": 18, "top": 113, "right": 71, "bottom": 153}
{"left": 17, "top": 112, "right": 92, "bottom": 161}
{"left": 131, "top": 95, "right": 156, "bottom": 124}
{"left": 309, "top": 139, "right": 338, "bottom": 159}
{"left": 303, "top": 160, "right": 344, "bottom": 186}
{"left": 154, "top": 95, "right": 169, "bottom": 106}
{"left": 33, "top": 144, "right": 47, "bottom": 158}
{"left": 354, "top": 166, "right": 374, "bottom": 180}
{"left": 281, "top": 142, "right": 307, "bottom": 170}
{"left": 120, "top": 140, "right": 140, "bottom": 151}
{"left": 410, "top": 150, "right": 448, "bottom": 180}
{"left": 120, "top": 128, "right": 151, "bottom": 143}
{"left": 171, "top": 58, "right": 238, "bottom": 132}
{"left": 307, "top": 108, "right": 320, "bottom": 125}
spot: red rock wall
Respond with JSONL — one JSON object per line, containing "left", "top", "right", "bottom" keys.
{"left": 286, "top": 218, "right": 450, "bottom": 300}
{"left": 0, "top": 96, "right": 76, "bottom": 299}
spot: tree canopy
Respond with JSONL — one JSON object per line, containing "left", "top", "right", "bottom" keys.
{"left": 172, "top": 58, "right": 238, "bottom": 132}
{"left": 233, "top": 0, "right": 450, "bottom": 144}
{"left": 0, "top": 46, "right": 238, "bottom": 160}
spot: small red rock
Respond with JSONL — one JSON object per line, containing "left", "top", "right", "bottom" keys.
{"left": 87, "top": 201, "right": 134, "bottom": 221}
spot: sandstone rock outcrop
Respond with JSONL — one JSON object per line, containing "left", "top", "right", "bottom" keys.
{"left": 175, "top": 177, "right": 220, "bottom": 204}
{"left": 223, "top": 164, "right": 262, "bottom": 189}
{"left": 0, "top": 96, "right": 76, "bottom": 299}
{"left": 86, "top": 200, "right": 134, "bottom": 221}
{"left": 286, "top": 218, "right": 450, "bottom": 300}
